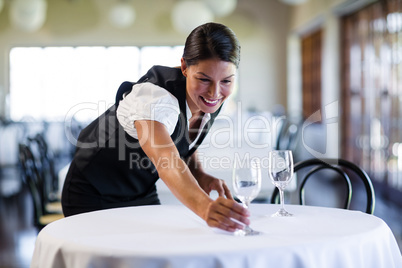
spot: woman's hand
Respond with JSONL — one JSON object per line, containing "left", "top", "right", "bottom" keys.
{"left": 204, "top": 196, "right": 250, "bottom": 232}
{"left": 197, "top": 173, "right": 233, "bottom": 200}
{"left": 198, "top": 174, "right": 250, "bottom": 232}
{"left": 185, "top": 151, "right": 250, "bottom": 232}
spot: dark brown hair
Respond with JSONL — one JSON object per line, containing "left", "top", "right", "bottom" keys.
{"left": 183, "top": 22, "right": 241, "bottom": 68}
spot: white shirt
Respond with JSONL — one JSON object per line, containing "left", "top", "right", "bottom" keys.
{"left": 116, "top": 82, "right": 211, "bottom": 150}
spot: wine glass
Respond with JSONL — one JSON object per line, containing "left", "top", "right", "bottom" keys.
{"left": 232, "top": 158, "right": 262, "bottom": 236}
{"left": 268, "top": 150, "right": 294, "bottom": 217}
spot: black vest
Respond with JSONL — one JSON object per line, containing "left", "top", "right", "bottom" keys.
{"left": 70, "top": 65, "right": 221, "bottom": 202}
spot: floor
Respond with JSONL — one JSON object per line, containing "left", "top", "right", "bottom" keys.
{"left": 0, "top": 167, "right": 401, "bottom": 268}
{"left": 0, "top": 170, "right": 38, "bottom": 268}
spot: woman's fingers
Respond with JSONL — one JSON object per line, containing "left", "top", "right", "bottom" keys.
{"left": 205, "top": 197, "right": 250, "bottom": 232}
{"left": 221, "top": 182, "right": 234, "bottom": 200}
{"left": 209, "top": 179, "right": 234, "bottom": 200}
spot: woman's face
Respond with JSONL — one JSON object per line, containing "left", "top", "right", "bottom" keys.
{"left": 181, "top": 58, "right": 236, "bottom": 115}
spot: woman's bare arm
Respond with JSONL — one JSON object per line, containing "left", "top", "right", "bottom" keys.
{"left": 135, "top": 120, "right": 249, "bottom": 231}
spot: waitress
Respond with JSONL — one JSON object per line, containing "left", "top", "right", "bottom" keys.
{"left": 61, "top": 22, "right": 250, "bottom": 232}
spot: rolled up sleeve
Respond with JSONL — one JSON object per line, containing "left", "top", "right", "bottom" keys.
{"left": 116, "top": 82, "right": 180, "bottom": 139}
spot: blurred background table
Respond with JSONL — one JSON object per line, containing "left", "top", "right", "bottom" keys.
{"left": 31, "top": 204, "right": 402, "bottom": 268}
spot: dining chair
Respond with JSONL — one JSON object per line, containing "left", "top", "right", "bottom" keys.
{"left": 27, "top": 133, "right": 59, "bottom": 199}
{"left": 24, "top": 136, "right": 63, "bottom": 214}
{"left": 270, "top": 158, "right": 375, "bottom": 214}
{"left": 18, "top": 143, "right": 64, "bottom": 229}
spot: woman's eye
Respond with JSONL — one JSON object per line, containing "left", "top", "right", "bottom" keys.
{"left": 222, "top": 80, "right": 231, "bottom": 84}
{"left": 199, "top": 78, "right": 209, "bottom": 82}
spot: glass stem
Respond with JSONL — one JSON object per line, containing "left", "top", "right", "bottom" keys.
{"left": 279, "top": 189, "right": 285, "bottom": 210}
{"left": 243, "top": 201, "right": 250, "bottom": 227}
{"left": 243, "top": 200, "right": 250, "bottom": 209}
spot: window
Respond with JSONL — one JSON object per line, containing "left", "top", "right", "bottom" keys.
{"left": 9, "top": 46, "right": 184, "bottom": 122}
{"left": 341, "top": 0, "right": 402, "bottom": 196}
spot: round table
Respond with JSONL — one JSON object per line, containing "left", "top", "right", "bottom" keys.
{"left": 31, "top": 204, "right": 402, "bottom": 268}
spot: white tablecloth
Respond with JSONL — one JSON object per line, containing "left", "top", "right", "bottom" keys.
{"left": 31, "top": 204, "right": 402, "bottom": 268}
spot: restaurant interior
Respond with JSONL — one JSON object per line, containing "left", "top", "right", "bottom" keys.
{"left": 0, "top": 0, "right": 401, "bottom": 267}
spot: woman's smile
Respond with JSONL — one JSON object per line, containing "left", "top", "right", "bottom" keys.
{"left": 200, "top": 96, "right": 222, "bottom": 106}
{"left": 182, "top": 58, "right": 236, "bottom": 115}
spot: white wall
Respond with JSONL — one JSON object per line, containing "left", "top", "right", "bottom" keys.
{"left": 0, "top": 0, "right": 290, "bottom": 118}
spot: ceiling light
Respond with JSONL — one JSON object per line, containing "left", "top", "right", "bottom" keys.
{"left": 109, "top": 2, "right": 136, "bottom": 28}
{"left": 171, "top": 1, "right": 214, "bottom": 34}
{"left": 9, "top": 0, "right": 47, "bottom": 32}
{"left": 204, "top": 0, "right": 237, "bottom": 17}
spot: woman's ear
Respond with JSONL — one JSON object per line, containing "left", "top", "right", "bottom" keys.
{"left": 180, "top": 58, "right": 187, "bottom": 77}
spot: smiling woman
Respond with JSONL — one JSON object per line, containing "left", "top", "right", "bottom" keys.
{"left": 61, "top": 22, "right": 251, "bottom": 234}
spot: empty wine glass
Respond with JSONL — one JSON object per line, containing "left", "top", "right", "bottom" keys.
{"left": 232, "top": 158, "right": 262, "bottom": 236}
{"left": 268, "top": 150, "right": 294, "bottom": 217}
